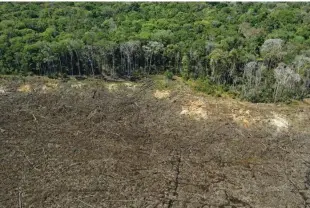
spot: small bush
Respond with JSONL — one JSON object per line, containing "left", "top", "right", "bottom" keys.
{"left": 189, "top": 78, "right": 226, "bottom": 96}
{"left": 164, "top": 70, "right": 173, "bottom": 80}
{"left": 48, "top": 73, "right": 58, "bottom": 79}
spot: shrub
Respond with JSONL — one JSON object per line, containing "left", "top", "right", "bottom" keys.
{"left": 189, "top": 78, "right": 226, "bottom": 96}
{"left": 164, "top": 70, "right": 173, "bottom": 80}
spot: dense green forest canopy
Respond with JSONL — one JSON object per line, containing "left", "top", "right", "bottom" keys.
{"left": 1, "top": 2, "right": 310, "bottom": 102}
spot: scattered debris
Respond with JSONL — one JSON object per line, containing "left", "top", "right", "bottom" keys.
{"left": 0, "top": 76, "right": 309, "bottom": 208}
{"left": 106, "top": 83, "right": 118, "bottom": 92}
{"left": 304, "top": 98, "right": 310, "bottom": 105}
{"left": 17, "top": 84, "right": 31, "bottom": 92}
{"left": 180, "top": 99, "right": 208, "bottom": 120}
{"left": 123, "top": 82, "right": 137, "bottom": 90}
{"left": 71, "top": 83, "right": 85, "bottom": 89}
{"left": 271, "top": 112, "right": 289, "bottom": 132}
{"left": 0, "top": 86, "right": 6, "bottom": 94}
{"left": 153, "top": 90, "right": 170, "bottom": 99}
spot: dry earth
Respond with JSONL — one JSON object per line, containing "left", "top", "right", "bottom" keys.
{"left": 1, "top": 76, "right": 310, "bottom": 208}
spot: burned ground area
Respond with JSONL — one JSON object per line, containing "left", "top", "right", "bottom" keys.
{"left": 1, "top": 77, "right": 310, "bottom": 208}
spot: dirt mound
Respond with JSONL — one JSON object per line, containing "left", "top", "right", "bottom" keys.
{"left": 123, "top": 82, "right": 137, "bottom": 90}
{"left": 270, "top": 112, "right": 289, "bottom": 132}
{"left": 153, "top": 89, "right": 170, "bottom": 99}
{"left": 106, "top": 83, "right": 118, "bottom": 92}
{"left": 231, "top": 109, "right": 252, "bottom": 128}
{"left": 180, "top": 99, "right": 208, "bottom": 120}
{"left": 304, "top": 98, "right": 310, "bottom": 105}
{"left": 17, "top": 84, "right": 32, "bottom": 92}
{"left": 41, "top": 82, "right": 58, "bottom": 93}
{"left": 70, "top": 82, "right": 85, "bottom": 89}
{"left": 0, "top": 86, "right": 6, "bottom": 94}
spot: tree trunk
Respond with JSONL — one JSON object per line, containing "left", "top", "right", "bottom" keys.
{"left": 70, "top": 52, "right": 73, "bottom": 75}
{"left": 112, "top": 53, "right": 115, "bottom": 77}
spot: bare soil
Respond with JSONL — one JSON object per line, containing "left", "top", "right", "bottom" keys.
{"left": 1, "top": 76, "right": 310, "bottom": 208}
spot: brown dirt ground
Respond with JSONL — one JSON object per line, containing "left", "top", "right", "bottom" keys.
{"left": 1, "top": 76, "right": 310, "bottom": 208}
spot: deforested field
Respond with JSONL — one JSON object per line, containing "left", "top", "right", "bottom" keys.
{"left": 1, "top": 76, "right": 310, "bottom": 208}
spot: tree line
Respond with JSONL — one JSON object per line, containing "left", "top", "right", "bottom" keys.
{"left": 1, "top": 2, "right": 310, "bottom": 102}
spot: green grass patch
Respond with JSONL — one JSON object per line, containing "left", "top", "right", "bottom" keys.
{"left": 187, "top": 78, "right": 233, "bottom": 98}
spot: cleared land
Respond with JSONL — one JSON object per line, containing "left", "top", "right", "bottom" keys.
{"left": 1, "top": 76, "right": 310, "bottom": 208}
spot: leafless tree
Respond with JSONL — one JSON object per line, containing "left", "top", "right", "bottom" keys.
{"left": 242, "top": 61, "right": 265, "bottom": 98}
{"left": 274, "top": 63, "right": 301, "bottom": 102}
{"left": 120, "top": 41, "right": 141, "bottom": 76}
{"left": 260, "top": 39, "right": 286, "bottom": 69}
{"left": 293, "top": 55, "right": 310, "bottom": 79}
{"left": 142, "top": 41, "right": 164, "bottom": 74}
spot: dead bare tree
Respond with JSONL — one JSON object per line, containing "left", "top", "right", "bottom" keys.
{"left": 260, "top": 39, "right": 286, "bottom": 69}
{"left": 274, "top": 63, "right": 301, "bottom": 102}
{"left": 120, "top": 41, "right": 141, "bottom": 76}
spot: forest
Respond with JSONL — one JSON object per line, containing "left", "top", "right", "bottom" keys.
{"left": 1, "top": 2, "right": 310, "bottom": 102}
